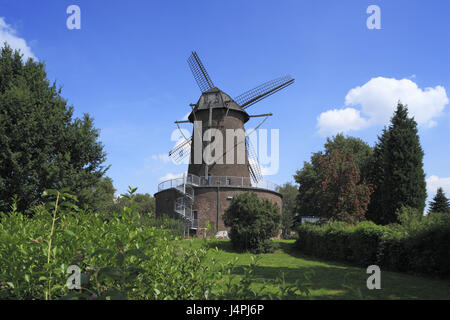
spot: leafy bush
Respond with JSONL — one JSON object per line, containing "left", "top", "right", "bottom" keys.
{"left": 0, "top": 189, "right": 221, "bottom": 299}
{"left": 145, "top": 217, "right": 185, "bottom": 239}
{"left": 0, "top": 189, "right": 311, "bottom": 300}
{"left": 223, "top": 192, "right": 280, "bottom": 253}
{"left": 295, "top": 212, "right": 450, "bottom": 277}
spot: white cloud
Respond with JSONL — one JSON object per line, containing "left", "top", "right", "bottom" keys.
{"left": 152, "top": 153, "right": 171, "bottom": 163}
{"left": 158, "top": 172, "right": 186, "bottom": 182}
{"left": 317, "top": 77, "right": 449, "bottom": 136}
{"left": 426, "top": 175, "right": 450, "bottom": 199}
{"left": 317, "top": 108, "right": 370, "bottom": 136}
{"left": 0, "top": 17, "right": 36, "bottom": 61}
{"left": 182, "top": 111, "right": 191, "bottom": 121}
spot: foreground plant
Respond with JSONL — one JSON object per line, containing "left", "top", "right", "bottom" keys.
{"left": 0, "top": 188, "right": 312, "bottom": 300}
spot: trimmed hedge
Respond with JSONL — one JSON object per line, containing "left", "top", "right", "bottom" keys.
{"left": 295, "top": 217, "right": 450, "bottom": 277}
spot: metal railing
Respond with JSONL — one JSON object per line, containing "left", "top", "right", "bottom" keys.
{"left": 158, "top": 173, "right": 279, "bottom": 193}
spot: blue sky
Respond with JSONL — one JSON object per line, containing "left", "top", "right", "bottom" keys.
{"left": 1, "top": 0, "right": 449, "bottom": 205}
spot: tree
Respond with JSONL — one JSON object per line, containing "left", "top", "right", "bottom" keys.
{"left": 366, "top": 103, "right": 427, "bottom": 224}
{"left": 277, "top": 182, "right": 299, "bottom": 238}
{"left": 0, "top": 44, "right": 107, "bottom": 213}
{"left": 111, "top": 191, "right": 155, "bottom": 216}
{"left": 322, "top": 134, "right": 373, "bottom": 181}
{"left": 294, "top": 134, "right": 373, "bottom": 218}
{"left": 429, "top": 187, "right": 450, "bottom": 214}
{"left": 223, "top": 192, "right": 280, "bottom": 253}
{"left": 318, "top": 150, "right": 372, "bottom": 224}
{"left": 89, "top": 177, "right": 116, "bottom": 213}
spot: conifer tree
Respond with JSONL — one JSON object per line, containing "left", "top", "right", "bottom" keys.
{"left": 366, "top": 103, "right": 427, "bottom": 224}
{"left": 429, "top": 187, "right": 450, "bottom": 214}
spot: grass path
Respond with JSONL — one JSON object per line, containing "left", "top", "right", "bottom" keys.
{"left": 179, "top": 239, "right": 450, "bottom": 299}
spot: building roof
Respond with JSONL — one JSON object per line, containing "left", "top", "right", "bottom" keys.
{"left": 188, "top": 87, "right": 249, "bottom": 122}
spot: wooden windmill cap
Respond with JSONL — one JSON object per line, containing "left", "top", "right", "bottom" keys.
{"left": 188, "top": 87, "right": 249, "bottom": 122}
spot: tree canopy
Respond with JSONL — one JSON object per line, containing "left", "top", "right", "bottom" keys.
{"left": 428, "top": 187, "right": 450, "bottom": 214}
{"left": 276, "top": 182, "right": 299, "bottom": 238}
{"left": 0, "top": 44, "right": 108, "bottom": 213}
{"left": 223, "top": 192, "right": 280, "bottom": 253}
{"left": 366, "top": 103, "right": 427, "bottom": 224}
{"left": 294, "top": 134, "right": 373, "bottom": 220}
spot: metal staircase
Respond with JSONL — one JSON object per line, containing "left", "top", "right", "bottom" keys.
{"left": 173, "top": 175, "right": 195, "bottom": 233}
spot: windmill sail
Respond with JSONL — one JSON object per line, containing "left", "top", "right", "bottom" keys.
{"left": 169, "top": 136, "right": 192, "bottom": 163}
{"left": 187, "top": 51, "right": 215, "bottom": 92}
{"left": 234, "top": 75, "right": 294, "bottom": 110}
{"left": 246, "top": 136, "right": 262, "bottom": 184}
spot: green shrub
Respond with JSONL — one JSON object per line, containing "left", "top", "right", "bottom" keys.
{"left": 376, "top": 228, "right": 409, "bottom": 272}
{"left": 223, "top": 192, "right": 280, "bottom": 254}
{"left": 0, "top": 189, "right": 311, "bottom": 300}
{"left": 347, "top": 222, "right": 385, "bottom": 265}
{"left": 0, "top": 193, "right": 219, "bottom": 299}
{"left": 145, "top": 216, "right": 185, "bottom": 239}
{"left": 295, "top": 213, "right": 450, "bottom": 277}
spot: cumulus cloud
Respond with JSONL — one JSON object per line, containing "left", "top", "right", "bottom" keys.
{"left": 158, "top": 172, "right": 186, "bottom": 182}
{"left": 317, "top": 108, "right": 370, "bottom": 136}
{"left": 317, "top": 77, "right": 449, "bottom": 136}
{"left": 0, "top": 17, "right": 36, "bottom": 61}
{"left": 426, "top": 175, "right": 450, "bottom": 199}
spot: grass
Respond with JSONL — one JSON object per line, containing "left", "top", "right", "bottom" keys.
{"left": 179, "top": 238, "right": 450, "bottom": 300}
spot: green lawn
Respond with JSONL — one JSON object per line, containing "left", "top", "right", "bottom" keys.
{"left": 179, "top": 239, "right": 450, "bottom": 300}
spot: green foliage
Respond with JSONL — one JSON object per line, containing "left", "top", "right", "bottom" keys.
{"left": 322, "top": 134, "right": 373, "bottom": 180}
{"left": 367, "top": 103, "right": 427, "bottom": 225}
{"left": 223, "top": 192, "right": 280, "bottom": 253}
{"left": 110, "top": 190, "right": 156, "bottom": 217}
{"left": 318, "top": 150, "right": 372, "bottom": 224}
{"left": 0, "top": 189, "right": 311, "bottom": 300}
{"left": 89, "top": 177, "right": 116, "bottom": 214}
{"left": 395, "top": 206, "right": 424, "bottom": 232}
{"left": 0, "top": 44, "right": 107, "bottom": 214}
{"left": 295, "top": 134, "right": 373, "bottom": 219}
{"left": 295, "top": 213, "right": 450, "bottom": 277}
{"left": 276, "top": 182, "right": 299, "bottom": 238}
{"left": 428, "top": 187, "right": 450, "bottom": 214}
{"left": 109, "top": 186, "right": 182, "bottom": 238}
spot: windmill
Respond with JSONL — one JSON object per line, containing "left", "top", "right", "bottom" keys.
{"left": 169, "top": 51, "right": 294, "bottom": 184}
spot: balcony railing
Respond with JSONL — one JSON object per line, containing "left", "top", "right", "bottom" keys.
{"left": 158, "top": 173, "right": 279, "bottom": 193}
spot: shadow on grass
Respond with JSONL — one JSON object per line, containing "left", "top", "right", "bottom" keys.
{"left": 276, "top": 240, "right": 356, "bottom": 269}
{"left": 204, "top": 240, "right": 450, "bottom": 300}
{"left": 203, "top": 239, "right": 273, "bottom": 254}
{"left": 227, "top": 263, "right": 448, "bottom": 300}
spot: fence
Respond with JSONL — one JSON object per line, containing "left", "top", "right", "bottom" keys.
{"left": 158, "top": 174, "right": 279, "bottom": 193}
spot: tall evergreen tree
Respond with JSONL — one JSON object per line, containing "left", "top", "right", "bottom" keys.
{"left": 366, "top": 103, "right": 427, "bottom": 224}
{"left": 0, "top": 44, "right": 108, "bottom": 213}
{"left": 428, "top": 187, "right": 450, "bottom": 214}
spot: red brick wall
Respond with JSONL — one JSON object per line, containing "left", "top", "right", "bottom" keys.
{"left": 193, "top": 186, "right": 282, "bottom": 234}
{"left": 188, "top": 108, "right": 251, "bottom": 179}
{"left": 155, "top": 186, "right": 283, "bottom": 236}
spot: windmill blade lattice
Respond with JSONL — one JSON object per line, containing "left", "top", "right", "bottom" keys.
{"left": 187, "top": 51, "right": 215, "bottom": 93}
{"left": 246, "top": 136, "right": 263, "bottom": 184}
{"left": 169, "top": 136, "right": 192, "bottom": 164}
{"left": 234, "top": 75, "right": 294, "bottom": 109}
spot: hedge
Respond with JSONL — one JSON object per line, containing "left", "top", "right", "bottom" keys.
{"left": 295, "top": 218, "right": 450, "bottom": 277}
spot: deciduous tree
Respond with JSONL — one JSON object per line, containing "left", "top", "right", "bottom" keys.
{"left": 0, "top": 44, "right": 107, "bottom": 213}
